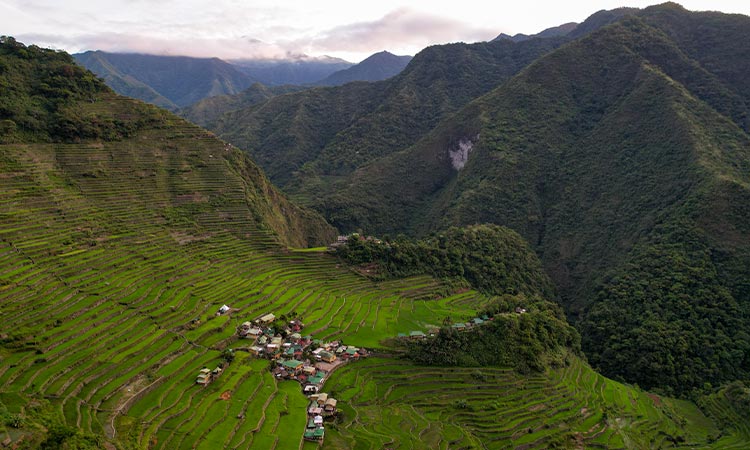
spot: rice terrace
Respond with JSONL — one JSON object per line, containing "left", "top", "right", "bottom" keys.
{"left": 3, "top": 1, "right": 750, "bottom": 449}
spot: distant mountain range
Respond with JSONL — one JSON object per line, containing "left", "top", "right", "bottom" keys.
{"left": 73, "top": 51, "right": 255, "bottom": 110}
{"left": 75, "top": 50, "right": 414, "bottom": 110}
{"left": 228, "top": 56, "right": 353, "bottom": 85}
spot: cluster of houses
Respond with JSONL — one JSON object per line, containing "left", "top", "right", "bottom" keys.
{"left": 236, "top": 312, "right": 369, "bottom": 444}
{"left": 195, "top": 365, "right": 223, "bottom": 386}
{"left": 328, "top": 233, "right": 383, "bottom": 250}
{"left": 303, "top": 392, "right": 338, "bottom": 442}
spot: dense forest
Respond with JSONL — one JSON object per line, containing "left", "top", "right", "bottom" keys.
{"left": 404, "top": 295, "right": 581, "bottom": 373}
{"left": 335, "top": 224, "right": 554, "bottom": 298}
{"left": 0, "top": 36, "right": 166, "bottom": 143}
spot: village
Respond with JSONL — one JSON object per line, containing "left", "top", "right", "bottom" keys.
{"left": 192, "top": 303, "right": 526, "bottom": 444}
{"left": 195, "top": 307, "right": 369, "bottom": 444}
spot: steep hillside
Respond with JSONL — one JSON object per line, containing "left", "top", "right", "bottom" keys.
{"left": 178, "top": 82, "right": 307, "bottom": 127}
{"left": 209, "top": 35, "right": 566, "bottom": 189}
{"left": 319, "top": 6, "right": 750, "bottom": 394}
{"left": 314, "top": 50, "right": 412, "bottom": 86}
{"left": 74, "top": 51, "right": 256, "bottom": 109}
{"left": 325, "top": 357, "right": 750, "bottom": 449}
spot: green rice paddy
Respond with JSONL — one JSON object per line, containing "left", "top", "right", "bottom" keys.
{"left": 1, "top": 103, "right": 747, "bottom": 448}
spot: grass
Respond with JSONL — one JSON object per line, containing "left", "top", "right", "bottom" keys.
{"left": 0, "top": 119, "right": 487, "bottom": 449}
{"left": 322, "top": 357, "right": 748, "bottom": 449}
{"left": 1, "top": 94, "right": 747, "bottom": 449}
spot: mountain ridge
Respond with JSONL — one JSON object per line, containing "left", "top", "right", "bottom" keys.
{"left": 74, "top": 50, "right": 257, "bottom": 109}
{"left": 314, "top": 50, "right": 412, "bottom": 86}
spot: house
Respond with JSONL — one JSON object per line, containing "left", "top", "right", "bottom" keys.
{"left": 302, "top": 366, "right": 317, "bottom": 376}
{"left": 303, "top": 427, "right": 324, "bottom": 442}
{"left": 472, "top": 318, "right": 484, "bottom": 326}
{"left": 318, "top": 351, "right": 336, "bottom": 363}
{"left": 515, "top": 307, "right": 527, "bottom": 314}
{"left": 324, "top": 398, "right": 337, "bottom": 413}
{"left": 217, "top": 304, "right": 230, "bottom": 315}
{"left": 409, "top": 331, "right": 426, "bottom": 339}
{"left": 308, "top": 373, "right": 324, "bottom": 385}
{"left": 249, "top": 346, "right": 264, "bottom": 356}
{"left": 313, "top": 415, "right": 324, "bottom": 426}
{"left": 196, "top": 368, "right": 211, "bottom": 385}
{"left": 280, "top": 359, "right": 303, "bottom": 375}
{"left": 452, "top": 323, "right": 467, "bottom": 331}
{"left": 316, "top": 393, "right": 328, "bottom": 406}
{"left": 259, "top": 313, "right": 276, "bottom": 324}
{"left": 304, "top": 384, "right": 318, "bottom": 394}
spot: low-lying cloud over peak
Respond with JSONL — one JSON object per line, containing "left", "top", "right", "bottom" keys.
{"left": 301, "top": 8, "right": 497, "bottom": 55}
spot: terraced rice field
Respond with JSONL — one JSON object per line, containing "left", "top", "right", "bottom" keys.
{"left": 0, "top": 115, "right": 490, "bottom": 448}
{"left": 1, "top": 103, "right": 747, "bottom": 449}
{"left": 323, "top": 357, "right": 748, "bottom": 449}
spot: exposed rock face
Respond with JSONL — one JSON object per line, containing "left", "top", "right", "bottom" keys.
{"left": 449, "top": 138, "right": 474, "bottom": 170}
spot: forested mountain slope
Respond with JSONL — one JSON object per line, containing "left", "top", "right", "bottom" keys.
{"left": 206, "top": 35, "right": 567, "bottom": 188}
{"left": 320, "top": 5, "right": 750, "bottom": 394}
{"left": 189, "top": 4, "right": 750, "bottom": 394}
{"left": 74, "top": 51, "right": 256, "bottom": 110}
{"left": 314, "top": 50, "right": 412, "bottom": 86}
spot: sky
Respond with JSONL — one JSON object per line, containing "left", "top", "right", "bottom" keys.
{"left": 2, "top": 0, "right": 749, "bottom": 62}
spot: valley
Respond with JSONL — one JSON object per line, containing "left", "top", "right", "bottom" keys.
{"left": 2, "top": 2, "right": 750, "bottom": 449}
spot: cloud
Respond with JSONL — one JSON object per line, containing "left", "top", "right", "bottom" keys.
{"left": 300, "top": 8, "right": 498, "bottom": 55}
{"left": 11, "top": 5, "right": 499, "bottom": 61}
{"left": 15, "top": 32, "right": 292, "bottom": 59}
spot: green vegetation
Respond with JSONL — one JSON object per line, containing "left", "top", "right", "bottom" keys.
{"left": 405, "top": 297, "right": 580, "bottom": 373}
{"left": 336, "top": 225, "right": 554, "bottom": 297}
{"left": 2, "top": 3, "right": 750, "bottom": 446}
{"left": 581, "top": 222, "right": 750, "bottom": 396}
{"left": 204, "top": 34, "right": 564, "bottom": 187}
{"left": 73, "top": 51, "right": 257, "bottom": 110}
{"left": 179, "top": 83, "right": 306, "bottom": 127}
{"left": 323, "top": 357, "right": 750, "bottom": 449}
{"left": 208, "top": 4, "right": 750, "bottom": 395}
{"left": 0, "top": 36, "right": 163, "bottom": 143}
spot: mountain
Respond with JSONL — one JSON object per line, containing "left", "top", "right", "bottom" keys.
{"left": 3, "top": 36, "right": 750, "bottom": 450}
{"left": 178, "top": 82, "right": 307, "bottom": 127}
{"left": 208, "top": 35, "right": 567, "bottom": 187}
{"left": 74, "top": 51, "right": 256, "bottom": 110}
{"left": 4, "top": 41, "right": 333, "bottom": 249}
{"left": 493, "top": 22, "right": 578, "bottom": 42}
{"left": 229, "top": 55, "right": 353, "bottom": 85}
{"left": 197, "top": 3, "right": 750, "bottom": 395}
{"left": 313, "top": 4, "right": 750, "bottom": 394}
{"left": 314, "top": 51, "right": 412, "bottom": 86}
